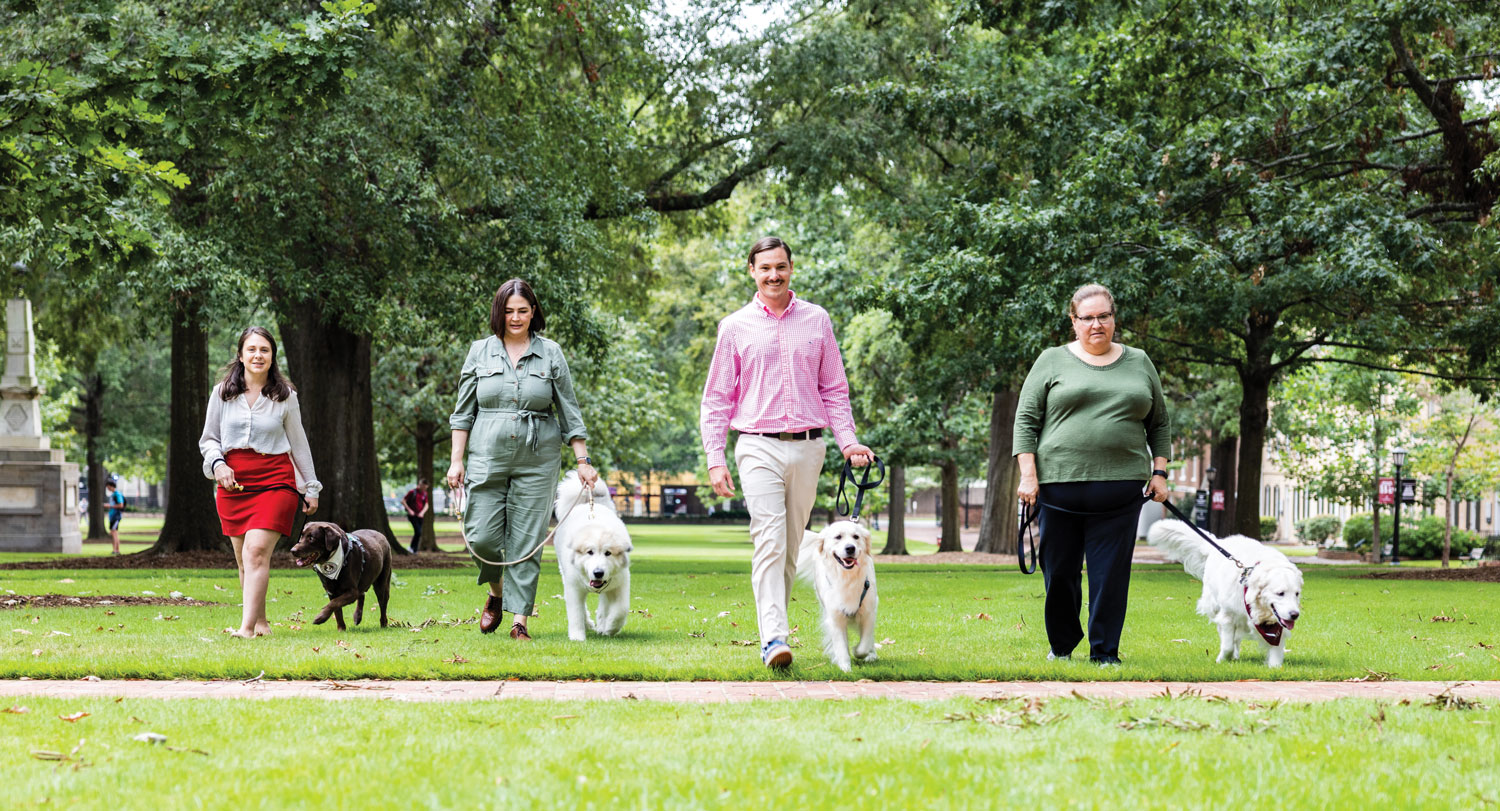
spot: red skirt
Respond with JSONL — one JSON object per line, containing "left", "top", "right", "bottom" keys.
{"left": 216, "top": 449, "right": 300, "bottom": 537}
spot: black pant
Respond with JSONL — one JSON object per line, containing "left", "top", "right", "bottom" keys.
{"left": 407, "top": 515, "right": 424, "bottom": 551}
{"left": 1038, "top": 480, "right": 1142, "bottom": 661}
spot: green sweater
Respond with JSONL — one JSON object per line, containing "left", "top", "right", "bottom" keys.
{"left": 1012, "top": 345, "right": 1171, "bottom": 484}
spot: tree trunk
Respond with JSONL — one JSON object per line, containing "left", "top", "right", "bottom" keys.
{"left": 1208, "top": 433, "right": 1237, "bottom": 538}
{"left": 83, "top": 372, "right": 106, "bottom": 540}
{"left": 153, "top": 308, "right": 228, "bottom": 554}
{"left": 1370, "top": 501, "right": 1383, "bottom": 564}
{"left": 1234, "top": 316, "right": 1277, "bottom": 537}
{"left": 976, "top": 388, "right": 1019, "bottom": 554}
{"left": 880, "top": 463, "right": 907, "bottom": 555}
{"left": 414, "top": 418, "right": 441, "bottom": 552}
{"left": 277, "top": 301, "right": 394, "bottom": 545}
{"left": 938, "top": 457, "right": 961, "bottom": 552}
{"left": 1443, "top": 470, "right": 1454, "bottom": 568}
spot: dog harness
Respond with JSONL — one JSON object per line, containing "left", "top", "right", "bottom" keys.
{"left": 313, "top": 532, "right": 364, "bottom": 582}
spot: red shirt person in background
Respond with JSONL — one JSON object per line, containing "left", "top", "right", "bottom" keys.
{"left": 403, "top": 478, "right": 431, "bottom": 554}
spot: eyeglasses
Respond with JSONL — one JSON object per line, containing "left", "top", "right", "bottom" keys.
{"left": 1073, "top": 312, "right": 1114, "bottom": 325}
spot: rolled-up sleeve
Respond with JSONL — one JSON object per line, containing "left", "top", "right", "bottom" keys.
{"left": 817, "top": 313, "right": 860, "bottom": 452}
{"left": 1012, "top": 355, "right": 1049, "bottom": 456}
{"left": 1142, "top": 354, "right": 1172, "bottom": 460}
{"left": 198, "top": 386, "right": 225, "bottom": 479}
{"left": 699, "top": 320, "right": 740, "bottom": 470}
{"left": 550, "top": 348, "right": 589, "bottom": 443}
{"left": 282, "top": 391, "right": 322, "bottom": 498}
{"left": 449, "top": 342, "right": 482, "bottom": 432}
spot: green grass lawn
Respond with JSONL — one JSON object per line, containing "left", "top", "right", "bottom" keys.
{"left": 1, "top": 694, "right": 1495, "bottom": 808}
{"left": 3, "top": 539, "right": 1497, "bottom": 681}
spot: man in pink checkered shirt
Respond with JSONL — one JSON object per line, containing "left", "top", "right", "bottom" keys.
{"left": 700, "top": 236, "right": 873, "bottom": 669}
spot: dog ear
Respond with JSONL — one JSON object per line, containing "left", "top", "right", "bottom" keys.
{"left": 322, "top": 525, "right": 339, "bottom": 551}
{"left": 859, "top": 528, "right": 872, "bottom": 557}
{"left": 1244, "top": 568, "right": 1274, "bottom": 625}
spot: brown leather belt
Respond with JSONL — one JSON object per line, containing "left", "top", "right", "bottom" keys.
{"left": 748, "top": 428, "right": 823, "bottom": 441}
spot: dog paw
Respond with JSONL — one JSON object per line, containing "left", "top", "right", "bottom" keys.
{"left": 857, "top": 651, "right": 878, "bottom": 662}
{"left": 569, "top": 633, "right": 586, "bottom": 642}
{"left": 312, "top": 613, "right": 330, "bottom": 625}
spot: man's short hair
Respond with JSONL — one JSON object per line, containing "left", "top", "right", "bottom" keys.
{"left": 747, "top": 237, "right": 792, "bottom": 267}
{"left": 105, "top": 480, "right": 117, "bottom": 489}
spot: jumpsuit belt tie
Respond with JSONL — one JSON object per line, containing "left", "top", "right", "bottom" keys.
{"left": 476, "top": 407, "right": 550, "bottom": 452}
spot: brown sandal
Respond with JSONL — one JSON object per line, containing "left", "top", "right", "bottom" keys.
{"left": 509, "top": 623, "right": 532, "bottom": 642}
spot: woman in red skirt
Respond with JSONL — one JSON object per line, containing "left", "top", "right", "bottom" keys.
{"left": 198, "top": 327, "right": 321, "bottom": 638}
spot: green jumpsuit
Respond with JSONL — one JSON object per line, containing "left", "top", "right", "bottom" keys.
{"left": 450, "top": 335, "right": 588, "bottom": 614}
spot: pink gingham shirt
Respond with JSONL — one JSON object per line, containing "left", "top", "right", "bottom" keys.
{"left": 700, "top": 292, "right": 860, "bottom": 470}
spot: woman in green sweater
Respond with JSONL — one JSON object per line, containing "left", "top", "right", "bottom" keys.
{"left": 1013, "top": 284, "right": 1171, "bottom": 665}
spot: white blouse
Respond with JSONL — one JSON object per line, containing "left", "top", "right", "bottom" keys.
{"left": 198, "top": 384, "right": 322, "bottom": 498}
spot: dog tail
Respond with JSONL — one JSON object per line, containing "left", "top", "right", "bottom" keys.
{"left": 554, "top": 470, "right": 609, "bottom": 522}
{"left": 1147, "top": 519, "right": 1211, "bottom": 581}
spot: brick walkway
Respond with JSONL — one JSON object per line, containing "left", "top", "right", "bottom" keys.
{"left": 2, "top": 679, "right": 1495, "bottom": 704}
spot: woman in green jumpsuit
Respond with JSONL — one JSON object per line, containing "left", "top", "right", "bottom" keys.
{"left": 447, "top": 278, "right": 596, "bottom": 640}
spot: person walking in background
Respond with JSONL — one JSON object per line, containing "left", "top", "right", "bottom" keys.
{"left": 404, "top": 478, "right": 432, "bottom": 553}
{"left": 446, "top": 278, "right": 597, "bottom": 641}
{"left": 105, "top": 479, "right": 125, "bottom": 555}
{"left": 199, "top": 326, "right": 321, "bottom": 639}
{"left": 700, "top": 236, "right": 872, "bottom": 670}
{"left": 1014, "top": 283, "right": 1171, "bottom": 666}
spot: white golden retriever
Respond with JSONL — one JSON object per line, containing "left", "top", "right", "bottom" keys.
{"left": 796, "top": 520, "right": 878, "bottom": 672}
{"left": 554, "top": 471, "right": 632, "bottom": 642}
{"left": 1148, "top": 519, "right": 1303, "bottom": 667}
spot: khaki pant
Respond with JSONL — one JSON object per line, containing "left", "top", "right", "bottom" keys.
{"left": 735, "top": 434, "right": 826, "bottom": 647}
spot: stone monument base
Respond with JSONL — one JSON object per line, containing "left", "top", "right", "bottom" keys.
{"left": 0, "top": 448, "right": 81, "bottom": 553}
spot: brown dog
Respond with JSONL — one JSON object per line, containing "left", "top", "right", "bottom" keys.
{"left": 289, "top": 521, "right": 394, "bottom": 630}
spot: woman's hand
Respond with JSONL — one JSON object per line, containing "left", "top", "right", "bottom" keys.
{"left": 1017, "top": 474, "right": 1039, "bottom": 508}
{"left": 213, "top": 462, "right": 238, "bottom": 491}
{"left": 577, "top": 462, "right": 598, "bottom": 488}
{"left": 445, "top": 461, "right": 465, "bottom": 491}
{"left": 303, "top": 496, "right": 319, "bottom": 516}
{"left": 1146, "top": 474, "right": 1170, "bottom": 503}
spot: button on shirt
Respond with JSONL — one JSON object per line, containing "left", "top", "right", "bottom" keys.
{"left": 699, "top": 292, "right": 860, "bottom": 470}
{"left": 198, "top": 385, "right": 322, "bottom": 498}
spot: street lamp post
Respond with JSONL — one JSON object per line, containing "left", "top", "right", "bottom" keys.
{"left": 1391, "top": 447, "right": 1407, "bottom": 565}
{"left": 1205, "top": 466, "right": 1217, "bottom": 534}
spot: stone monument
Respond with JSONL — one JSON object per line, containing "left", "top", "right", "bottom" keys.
{"left": 0, "top": 298, "right": 81, "bottom": 552}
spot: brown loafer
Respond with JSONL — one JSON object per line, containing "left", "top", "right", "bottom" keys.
{"left": 479, "top": 595, "right": 503, "bottom": 634}
{"left": 509, "top": 623, "right": 532, "bottom": 642}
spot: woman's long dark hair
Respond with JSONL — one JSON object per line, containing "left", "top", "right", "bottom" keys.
{"left": 218, "top": 326, "right": 295, "bottom": 402}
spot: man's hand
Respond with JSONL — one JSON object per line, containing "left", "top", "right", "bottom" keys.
{"left": 843, "top": 443, "right": 874, "bottom": 467}
{"left": 709, "top": 466, "right": 736, "bottom": 499}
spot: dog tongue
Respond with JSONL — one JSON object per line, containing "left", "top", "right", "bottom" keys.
{"left": 1281, "top": 617, "right": 1296, "bottom": 630}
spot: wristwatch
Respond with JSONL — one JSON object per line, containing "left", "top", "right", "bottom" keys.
{"left": 1152, "top": 469, "right": 1169, "bottom": 479}
{"left": 577, "top": 456, "right": 592, "bottom": 466}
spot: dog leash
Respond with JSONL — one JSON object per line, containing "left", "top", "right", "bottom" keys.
{"left": 1016, "top": 489, "right": 1250, "bottom": 578}
{"left": 223, "top": 482, "right": 309, "bottom": 510}
{"left": 451, "top": 484, "right": 592, "bottom": 568}
{"left": 835, "top": 455, "right": 885, "bottom": 523}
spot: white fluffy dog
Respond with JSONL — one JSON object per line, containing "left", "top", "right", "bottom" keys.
{"left": 553, "top": 471, "right": 632, "bottom": 642}
{"left": 796, "top": 520, "right": 879, "bottom": 672}
{"left": 1148, "top": 519, "right": 1303, "bottom": 667}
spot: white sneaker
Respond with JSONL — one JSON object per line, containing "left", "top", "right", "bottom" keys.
{"left": 1047, "top": 651, "right": 1071, "bottom": 661}
{"left": 761, "top": 638, "right": 793, "bottom": 668}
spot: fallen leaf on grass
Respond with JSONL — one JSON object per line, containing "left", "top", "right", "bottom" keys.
{"left": 444, "top": 654, "right": 469, "bottom": 664}
{"left": 45, "top": 630, "right": 70, "bottom": 637}
{"left": 730, "top": 640, "right": 756, "bottom": 647}
{"left": 1432, "top": 616, "right": 1456, "bottom": 623}
{"left": 879, "top": 638, "right": 895, "bottom": 646}
{"left": 213, "top": 585, "right": 226, "bottom": 591}
{"left": 716, "top": 611, "right": 730, "bottom": 618}
{"left": 12, "top": 629, "right": 31, "bottom": 635}
{"left": 166, "top": 746, "right": 211, "bottom": 756}
{"left": 843, "top": 711, "right": 861, "bottom": 718}
{"left": 31, "top": 750, "right": 69, "bottom": 761}
{"left": 58, "top": 712, "right": 89, "bottom": 722}
{"left": 132, "top": 732, "right": 167, "bottom": 744}
{"left": 155, "top": 614, "right": 179, "bottom": 621}
{"left": 58, "top": 579, "right": 74, "bottom": 584}
{"left": 4, "top": 705, "right": 30, "bottom": 714}
{"left": 689, "top": 632, "right": 705, "bottom": 638}
{"left": 553, "top": 714, "right": 578, "bottom": 721}
{"left": 79, "top": 675, "right": 100, "bottom": 682}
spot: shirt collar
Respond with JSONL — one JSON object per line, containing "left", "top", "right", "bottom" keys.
{"left": 489, "top": 334, "right": 543, "bottom": 360}
{"left": 753, "top": 291, "right": 798, "bottom": 318}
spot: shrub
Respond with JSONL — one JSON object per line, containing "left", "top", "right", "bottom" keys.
{"left": 1294, "top": 514, "right": 1343, "bottom": 546}
{"left": 1259, "top": 516, "right": 1279, "bottom": 541}
{"left": 1341, "top": 512, "right": 1479, "bottom": 559}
